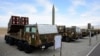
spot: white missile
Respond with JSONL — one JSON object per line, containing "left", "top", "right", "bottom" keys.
{"left": 52, "top": 5, "right": 55, "bottom": 25}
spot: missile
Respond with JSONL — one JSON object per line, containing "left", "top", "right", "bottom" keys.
{"left": 52, "top": 5, "right": 55, "bottom": 25}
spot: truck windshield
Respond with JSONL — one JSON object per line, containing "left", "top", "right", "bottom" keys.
{"left": 26, "top": 27, "right": 30, "bottom": 32}
{"left": 76, "top": 28, "right": 81, "bottom": 33}
{"left": 31, "top": 27, "right": 36, "bottom": 33}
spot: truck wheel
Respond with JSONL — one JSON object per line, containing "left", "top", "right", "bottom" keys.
{"left": 7, "top": 37, "right": 10, "bottom": 44}
{"left": 24, "top": 42, "right": 33, "bottom": 53}
{"left": 15, "top": 39, "right": 19, "bottom": 45}
{"left": 44, "top": 46, "right": 48, "bottom": 50}
{"left": 5, "top": 35, "right": 7, "bottom": 41}
{"left": 41, "top": 45, "right": 48, "bottom": 50}
{"left": 62, "top": 37, "right": 65, "bottom": 41}
{"left": 79, "top": 35, "right": 83, "bottom": 39}
{"left": 9, "top": 38, "right": 14, "bottom": 45}
{"left": 17, "top": 41, "right": 24, "bottom": 51}
{"left": 66, "top": 37, "right": 70, "bottom": 42}
{"left": 62, "top": 36, "right": 66, "bottom": 41}
{"left": 80, "top": 36, "right": 83, "bottom": 39}
{"left": 5, "top": 36, "right": 8, "bottom": 43}
{"left": 44, "top": 44, "right": 49, "bottom": 50}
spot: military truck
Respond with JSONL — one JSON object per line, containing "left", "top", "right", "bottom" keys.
{"left": 81, "top": 29, "right": 89, "bottom": 37}
{"left": 92, "top": 29, "right": 98, "bottom": 35}
{"left": 57, "top": 25, "right": 66, "bottom": 37}
{"left": 71, "top": 26, "right": 82, "bottom": 39}
{"left": 57, "top": 26, "right": 81, "bottom": 42}
{"left": 94, "top": 29, "right": 100, "bottom": 34}
{"left": 90, "top": 29, "right": 100, "bottom": 36}
{"left": 5, "top": 16, "right": 58, "bottom": 53}
{"left": 81, "top": 23, "right": 93, "bottom": 37}
{"left": 64, "top": 26, "right": 82, "bottom": 41}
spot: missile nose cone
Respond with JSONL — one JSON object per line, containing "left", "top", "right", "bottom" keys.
{"left": 53, "top": 5, "right": 54, "bottom": 8}
{"left": 52, "top": 5, "right": 55, "bottom": 10}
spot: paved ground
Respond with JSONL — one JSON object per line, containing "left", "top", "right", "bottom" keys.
{"left": 88, "top": 42, "right": 100, "bottom": 56}
{"left": 0, "top": 34, "right": 100, "bottom": 56}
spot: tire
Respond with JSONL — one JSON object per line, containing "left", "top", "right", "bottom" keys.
{"left": 7, "top": 37, "right": 10, "bottom": 44}
{"left": 44, "top": 43, "right": 49, "bottom": 50}
{"left": 5, "top": 35, "right": 7, "bottom": 41}
{"left": 5, "top": 37, "right": 9, "bottom": 44}
{"left": 62, "top": 36, "right": 66, "bottom": 41}
{"left": 66, "top": 37, "right": 70, "bottom": 42}
{"left": 44, "top": 46, "right": 48, "bottom": 50}
{"left": 15, "top": 39, "right": 19, "bottom": 45}
{"left": 17, "top": 41, "right": 24, "bottom": 51}
{"left": 79, "top": 35, "right": 83, "bottom": 39}
{"left": 9, "top": 37, "right": 14, "bottom": 45}
{"left": 24, "top": 42, "right": 33, "bottom": 53}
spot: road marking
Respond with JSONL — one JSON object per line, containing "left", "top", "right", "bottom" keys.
{"left": 86, "top": 42, "right": 100, "bottom": 56}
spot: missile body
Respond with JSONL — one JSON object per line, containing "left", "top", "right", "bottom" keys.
{"left": 52, "top": 5, "right": 55, "bottom": 25}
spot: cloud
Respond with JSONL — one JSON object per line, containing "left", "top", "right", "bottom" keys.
{"left": 35, "top": 0, "right": 58, "bottom": 13}
{"left": 67, "top": 0, "right": 86, "bottom": 15}
{"left": 0, "top": 15, "right": 10, "bottom": 27}
{"left": 71, "top": 0, "right": 86, "bottom": 6}
{"left": 65, "top": 0, "right": 100, "bottom": 26}
{"left": 0, "top": 0, "right": 54, "bottom": 27}
{"left": 17, "top": 4, "right": 37, "bottom": 14}
{"left": 80, "top": 3, "right": 100, "bottom": 17}
{"left": 0, "top": 0, "right": 100, "bottom": 27}
{"left": 79, "top": 1, "right": 100, "bottom": 25}
{"left": 35, "top": 0, "right": 53, "bottom": 14}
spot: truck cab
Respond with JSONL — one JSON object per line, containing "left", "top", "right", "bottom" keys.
{"left": 24, "top": 24, "right": 58, "bottom": 47}
{"left": 57, "top": 26, "right": 81, "bottom": 42}
{"left": 81, "top": 29, "right": 89, "bottom": 37}
{"left": 63, "top": 27, "right": 81, "bottom": 42}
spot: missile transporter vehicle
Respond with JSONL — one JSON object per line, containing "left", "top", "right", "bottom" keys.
{"left": 81, "top": 29, "right": 89, "bottom": 37}
{"left": 81, "top": 23, "right": 93, "bottom": 37}
{"left": 81, "top": 29, "right": 94, "bottom": 37}
{"left": 5, "top": 16, "right": 58, "bottom": 53}
{"left": 57, "top": 26, "right": 81, "bottom": 42}
{"left": 57, "top": 25, "right": 66, "bottom": 37}
{"left": 64, "top": 26, "right": 82, "bottom": 41}
{"left": 90, "top": 29, "right": 100, "bottom": 36}
{"left": 93, "top": 29, "right": 100, "bottom": 35}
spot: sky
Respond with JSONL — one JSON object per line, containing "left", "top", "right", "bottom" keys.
{"left": 0, "top": 0, "right": 100, "bottom": 27}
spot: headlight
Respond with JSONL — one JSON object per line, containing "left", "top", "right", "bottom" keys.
{"left": 32, "top": 35, "right": 34, "bottom": 38}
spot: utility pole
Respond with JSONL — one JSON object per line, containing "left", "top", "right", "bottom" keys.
{"left": 88, "top": 23, "right": 92, "bottom": 46}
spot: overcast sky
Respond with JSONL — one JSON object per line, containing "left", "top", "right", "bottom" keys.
{"left": 0, "top": 0, "right": 100, "bottom": 27}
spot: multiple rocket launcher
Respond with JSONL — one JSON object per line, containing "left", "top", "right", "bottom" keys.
{"left": 5, "top": 15, "right": 58, "bottom": 53}
{"left": 8, "top": 16, "right": 29, "bottom": 33}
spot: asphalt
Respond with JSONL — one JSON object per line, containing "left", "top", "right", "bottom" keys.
{"left": 0, "top": 34, "right": 100, "bottom": 56}
{"left": 88, "top": 43, "right": 100, "bottom": 56}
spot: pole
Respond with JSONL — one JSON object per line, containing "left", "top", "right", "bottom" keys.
{"left": 89, "top": 30, "right": 92, "bottom": 46}
{"left": 96, "top": 32, "right": 98, "bottom": 42}
{"left": 53, "top": 38, "right": 55, "bottom": 56}
{"left": 60, "top": 41, "right": 62, "bottom": 56}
